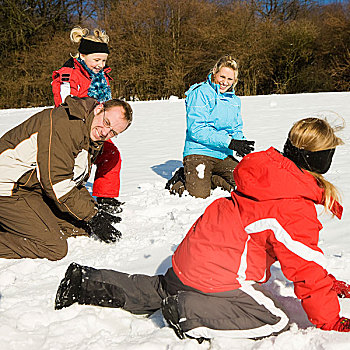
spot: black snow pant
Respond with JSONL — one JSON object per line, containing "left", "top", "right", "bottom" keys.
{"left": 78, "top": 266, "right": 289, "bottom": 340}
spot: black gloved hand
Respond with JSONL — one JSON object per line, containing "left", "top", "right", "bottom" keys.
{"left": 87, "top": 209, "right": 122, "bottom": 243}
{"left": 96, "top": 197, "right": 124, "bottom": 214}
{"left": 228, "top": 139, "right": 255, "bottom": 157}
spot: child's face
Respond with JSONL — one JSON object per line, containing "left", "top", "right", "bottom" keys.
{"left": 81, "top": 53, "right": 108, "bottom": 74}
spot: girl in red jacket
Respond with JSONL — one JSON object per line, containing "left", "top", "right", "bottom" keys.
{"left": 55, "top": 117, "right": 350, "bottom": 341}
{"left": 52, "top": 26, "right": 123, "bottom": 213}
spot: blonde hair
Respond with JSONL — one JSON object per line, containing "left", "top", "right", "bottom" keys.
{"left": 211, "top": 55, "right": 239, "bottom": 88}
{"left": 70, "top": 26, "right": 109, "bottom": 57}
{"left": 288, "top": 117, "right": 344, "bottom": 213}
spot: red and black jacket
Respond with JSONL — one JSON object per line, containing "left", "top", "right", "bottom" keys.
{"left": 52, "top": 57, "right": 112, "bottom": 107}
{"left": 173, "top": 147, "right": 343, "bottom": 328}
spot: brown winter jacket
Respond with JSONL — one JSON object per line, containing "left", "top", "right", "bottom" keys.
{"left": 0, "top": 96, "right": 102, "bottom": 222}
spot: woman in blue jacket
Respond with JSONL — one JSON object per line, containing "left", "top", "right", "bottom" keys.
{"left": 168, "top": 55, "right": 254, "bottom": 198}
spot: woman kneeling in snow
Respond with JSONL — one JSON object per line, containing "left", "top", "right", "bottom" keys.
{"left": 166, "top": 55, "right": 255, "bottom": 198}
{"left": 55, "top": 117, "right": 350, "bottom": 340}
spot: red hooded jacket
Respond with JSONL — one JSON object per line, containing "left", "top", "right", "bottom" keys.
{"left": 52, "top": 57, "right": 112, "bottom": 107}
{"left": 172, "top": 147, "right": 342, "bottom": 328}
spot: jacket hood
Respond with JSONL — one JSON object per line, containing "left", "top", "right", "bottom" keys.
{"left": 234, "top": 147, "right": 324, "bottom": 205}
{"left": 62, "top": 96, "right": 99, "bottom": 140}
{"left": 62, "top": 95, "right": 98, "bottom": 121}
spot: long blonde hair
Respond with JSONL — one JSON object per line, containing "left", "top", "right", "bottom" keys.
{"left": 70, "top": 26, "right": 109, "bottom": 57}
{"left": 288, "top": 117, "right": 344, "bottom": 212}
{"left": 211, "top": 55, "right": 239, "bottom": 88}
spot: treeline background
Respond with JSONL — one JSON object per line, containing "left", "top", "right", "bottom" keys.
{"left": 0, "top": 0, "right": 349, "bottom": 108}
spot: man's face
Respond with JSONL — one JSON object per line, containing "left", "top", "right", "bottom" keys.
{"left": 90, "top": 105, "right": 129, "bottom": 142}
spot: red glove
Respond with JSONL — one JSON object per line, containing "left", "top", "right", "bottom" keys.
{"left": 322, "top": 317, "right": 350, "bottom": 332}
{"left": 329, "top": 274, "right": 350, "bottom": 298}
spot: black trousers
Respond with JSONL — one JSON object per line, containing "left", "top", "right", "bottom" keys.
{"left": 79, "top": 266, "right": 289, "bottom": 339}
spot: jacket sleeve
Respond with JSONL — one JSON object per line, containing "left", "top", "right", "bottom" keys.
{"left": 185, "top": 88, "right": 232, "bottom": 150}
{"left": 231, "top": 100, "right": 245, "bottom": 141}
{"left": 92, "top": 140, "right": 121, "bottom": 198}
{"left": 37, "top": 108, "right": 97, "bottom": 222}
{"left": 269, "top": 209, "right": 340, "bottom": 328}
{"left": 52, "top": 67, "right": 78, "bottom": 107}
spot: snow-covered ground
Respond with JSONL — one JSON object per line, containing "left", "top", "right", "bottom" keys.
{"left": 0, "top": 92, "right": 350, "bottom": 349}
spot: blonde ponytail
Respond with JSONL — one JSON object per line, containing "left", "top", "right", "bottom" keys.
{"left": 69, "top": 26, "right": 109, "bottom": 57}
{"left": 288, "top": 117, "right": 344, "bottom": 214}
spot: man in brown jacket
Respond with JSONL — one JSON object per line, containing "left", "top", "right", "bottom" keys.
{"left": 0, "top": 96, "right": 132, "bottom": 260}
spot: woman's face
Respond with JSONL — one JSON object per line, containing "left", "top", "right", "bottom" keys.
{"left": 213, "top": 67, "right": 236, "bottom": 93}
{"left": 80, "top": 53, "right": 108, "bottom": 73}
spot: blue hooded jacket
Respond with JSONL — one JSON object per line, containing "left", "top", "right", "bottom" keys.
{"left": 183, "top": 74, "right": 245, "bottom": 160}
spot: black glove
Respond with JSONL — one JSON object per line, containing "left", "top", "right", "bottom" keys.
{"left": 96, "top": 197, "right": 124, "bottom": 214}
{"left": 87, "top": 209, "right": 122, "bottom": 243}
{"left": 228, "top": 139, "right": 255, "bottom": 157}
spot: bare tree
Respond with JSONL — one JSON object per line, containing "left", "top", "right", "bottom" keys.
{"left": 0, "top": 0, "right": 349, "bottom": 107}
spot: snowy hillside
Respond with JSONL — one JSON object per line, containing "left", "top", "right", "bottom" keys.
{"left": 0, "top": 92, "right": 350, "bottom": 349}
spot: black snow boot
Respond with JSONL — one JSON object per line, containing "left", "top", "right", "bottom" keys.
{"left": 165, "top": 167, "right": 185, "bottom": 190}
{"left": 55, "top": 262, "right": 83, "bottom": 310}
{"left": 161, "top": 295, "right": 185, "bottom": 340}
{"left": 165, "top": 167, "right": 185, "bottom": 196}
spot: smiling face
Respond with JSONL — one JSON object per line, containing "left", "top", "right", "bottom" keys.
{"left": 80, "top": 53, "right": 108, "bottom": 73}
{"left": 90, "top": 104, "right": 130, "bottom": 142}
{"left": 213, "top": 66, "right": 236, "bottom": 93}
